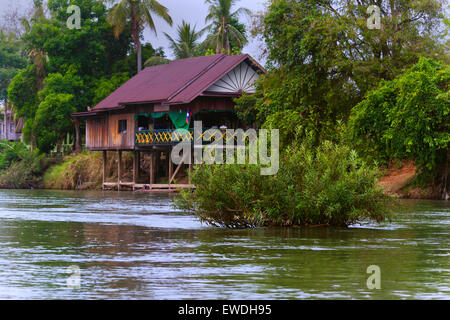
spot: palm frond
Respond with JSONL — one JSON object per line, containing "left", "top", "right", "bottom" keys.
{"left": 231, "top": 7, "right": 252, "bottom": 19}
{"left": 227, "top": 23, "right": 248, "bottom": 48}
{"left": 144, "top": 55, "right": 171, "bottom": 67}
{"left": 142, "top": 0, "right": 173, "bottom": 26}
{"left": 107, "top": 0, "right": 130, "bottom": 38}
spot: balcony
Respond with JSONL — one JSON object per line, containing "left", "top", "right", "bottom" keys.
{"left": 135, "top": 129, "right": 248, "bottom": 146}
{"left": 136, "top": 129, "right": 193, "bottom": 145}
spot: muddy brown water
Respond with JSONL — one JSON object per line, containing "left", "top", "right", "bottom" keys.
{"left": 0, "top": 189, "right": 448, "bottom": 299}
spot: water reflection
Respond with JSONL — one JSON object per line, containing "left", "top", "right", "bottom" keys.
{"left": 0, "top": 190, "right": 448, "bottom": 299}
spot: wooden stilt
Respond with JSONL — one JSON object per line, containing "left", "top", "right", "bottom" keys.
{"left": 189, "top": 151, "right": 193, "bottom": 185}
{"left": 150, "top": 152, "right": 155, "bottom": 187}
{"left": 169, "top": 151, "right": 189, "bottom": 185}
{"left": 132, "top": 151, "right": 137, "bottom": 191}
{"left": 73, "top": 118, "right": 81, "bottom": 153}
{"left": 155, "top": 151, "right": 159, "bottom": 180}
{"left": 136, "top": 151, "right": 140, "bottom": 180}
{"left": 118, "top": 150, "right": 122, "bottom": 191}
{"left": 168, "top": 147, "right": 173, "bottom": 189}
{"left": 103, "top": 151, "right": 107, "bottom": 190}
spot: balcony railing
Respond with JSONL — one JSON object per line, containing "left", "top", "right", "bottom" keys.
{"left": 136, "top": 129, "right": 193, "bottom": 145}
{"left": 135, "top": 129, "right": 253, "bottom": 145}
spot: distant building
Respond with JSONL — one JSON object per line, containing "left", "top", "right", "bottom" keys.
{"left": 0, "top": 110, "right": 22, "bottom": 141}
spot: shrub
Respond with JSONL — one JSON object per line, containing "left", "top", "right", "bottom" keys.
{"left": 175, "top": 139, "right": 392, "bottom": 228}
{"left": 0, "top": 140, "right": 45, "bottom": 189}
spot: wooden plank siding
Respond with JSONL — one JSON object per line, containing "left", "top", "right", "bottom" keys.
{"left": 86, "top": 113, "right": 135, "bottom": 150}
{"left": 108, "top": 113, "right": 135, "bottom": 149}
{"left": 86, "top": 117, "right": 108, "bottom": 150}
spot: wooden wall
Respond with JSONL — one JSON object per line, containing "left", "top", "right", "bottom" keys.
{"left": 84, "top": 97, "right": 236, "bottom": 150}
{"left": 108, "top": 113, "right": 135, "bottom": 149}
{"left": 86, "top": 117, "right": 107, "bottom": 149}
{"left": 86, "top": 113, "right": 135, "bottom": 150}
{"left": 188, "top": 96, "right": 235, "bottom": 113}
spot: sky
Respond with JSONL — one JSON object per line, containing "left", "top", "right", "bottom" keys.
{"left": 0, "top": 0, "right": 268, "bottom": 63}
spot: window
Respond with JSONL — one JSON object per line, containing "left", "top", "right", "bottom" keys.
{"left": 118, "top": 120, "right": 127, "bottom": 134}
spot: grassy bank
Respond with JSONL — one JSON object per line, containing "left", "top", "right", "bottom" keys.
{"left": 43, "top": 152, "right": 103, "bottom": 190}
{"left": 0, "top": 140, "right": 136, "bottom": 191}
{"left": 43, "top": 151, "right": 134, "bottom": 190}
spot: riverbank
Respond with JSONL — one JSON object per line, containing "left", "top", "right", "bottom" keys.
{"left": 377, "top": 161, "right": 444, "bottom": 200}
{"left": 0, "top": 150, "right": 445, "bottom": 200}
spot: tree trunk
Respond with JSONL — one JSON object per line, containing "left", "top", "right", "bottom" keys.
{"left": 443, "top": 149, "right": 449, "bottom": 200}
{"left": 137, "top": 39, "right": 142, "bottom": 73}
{"left": 57, "top": 138, "right": 63, "bottom": 155}
{"left": 131, "top": 4, "right": 142, "bottom": 73}
{"left": 4, "top": 98, "right": 8, "bottom": 141}
{"left": 74, "top": 118, "right": 81, "bottom": 153}
{"left": 226, "top": 30, "right": 231, "bottom": 55}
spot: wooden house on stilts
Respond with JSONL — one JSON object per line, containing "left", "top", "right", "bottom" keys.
{"left": 72, "top": 54, "right": 265, "bottom": 192}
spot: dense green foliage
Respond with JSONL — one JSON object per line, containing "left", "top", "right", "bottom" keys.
{"left": 0, "top": 32, "right": 27, "bottom": 100}
{"left": 8, "top": 0, "right": 134, "bottom": 151}
{"left": 7, "top": 65, "right": 39, "bottom": 120}
{"left": 236, "top": 0, "right": 447, "bottom": 145}
{"left": 349, "top": 58, "right": 449, "bottom": 185}
{"left": 177, "top": 138, "right": 391, "bottom": 228}
{"left": 0, "top": 140, "right": 44, "bottom": 189}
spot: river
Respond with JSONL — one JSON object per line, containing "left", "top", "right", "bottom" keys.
{"left": 0, "top": 189, "right": 448, "bottom": 299}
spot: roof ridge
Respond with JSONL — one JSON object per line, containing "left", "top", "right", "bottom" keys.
{"left": 165, "top": 54, "right": 227, "bottom": 103}
{"left": 169, "top": 54, "right": 254, "bottom": 104}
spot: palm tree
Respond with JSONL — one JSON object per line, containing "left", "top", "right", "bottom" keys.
{"left": 105, "top": 0, "right": 173, "bottom": 73}
{"left": 21, "top": 0, "right": 47, "bottom": 91}
{"left": 164, "top": 20, "right": 205, "bottom": 59}
{"left": 144, "top": 55, "right": 170, "bottom": 67}
{"left": 203, "top": 0, "right": 251, "bottom": 55}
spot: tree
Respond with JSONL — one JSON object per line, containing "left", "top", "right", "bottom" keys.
{"left": 8, "top": 0, "right": 135, "bottom": 152}
{"left": 237, "top": 0, "right": 447, "bottom": 146}
{"left": 203, "top": 0, "right": 251, "bottom": 55}
{"left": 92, "top": 73, "right": 130, "bottom": 106}
{"left": 7, "top": 65, "right": 39, "bottom": 144}
{"left": 0, "top": 4, "right": 29, "bottom": 38}
{"left": 0, "top": 32, "right": 27, "bottom": 141}
{"left": 165, "top": 20, "right": 204, "bottom": 59}
{"left": 34, "top": 93, "right": 76, "bottom": 153}
{"left": 20, "top": 0, "right": 47, "bottom": 91}
{"left": 105, "top": 0, "right": 172, "bottom": 73}
{"left": 34, "top": 71, "right": 84, "bottom": 153}
{"left": 349, "top": 58, "right": 449, "bottom": 197}
{"left": 0, "top": 32, "right": 26, "bottom": 101}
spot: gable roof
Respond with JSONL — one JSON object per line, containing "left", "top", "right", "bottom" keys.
{"left": 91, "top": 54, "right": 265, "bottom": 112}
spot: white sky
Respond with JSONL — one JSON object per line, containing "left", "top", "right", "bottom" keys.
{"left": 0, "top": 0, "right": 268, "bottom": 63}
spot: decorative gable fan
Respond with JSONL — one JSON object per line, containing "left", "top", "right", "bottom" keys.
{"left": 206, "top": 61, "right": 259, "bottom": 94}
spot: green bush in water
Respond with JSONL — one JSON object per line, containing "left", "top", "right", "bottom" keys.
{"left": 176, "top": 139, "right": 392, "bottom": 228}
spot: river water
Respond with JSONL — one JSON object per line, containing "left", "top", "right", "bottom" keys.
{"left": 0, "top": 189, "right": 448, "bottom": 300}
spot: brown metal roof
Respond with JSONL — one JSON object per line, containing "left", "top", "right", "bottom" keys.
{"left": 89, "top": 54, "right": 264, "bottom": 112}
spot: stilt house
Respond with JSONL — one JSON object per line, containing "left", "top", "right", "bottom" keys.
{"left": 72, "top": 54, "right": 265, "bottom": 191}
